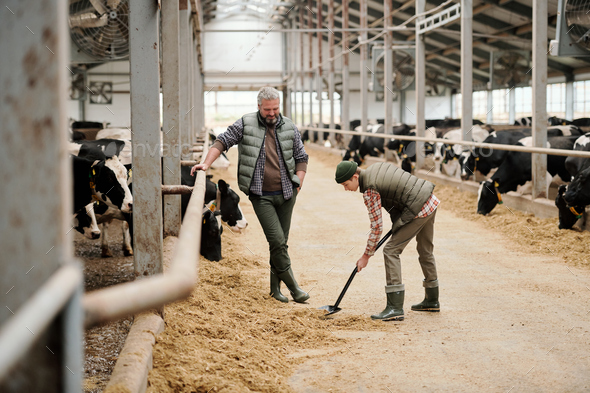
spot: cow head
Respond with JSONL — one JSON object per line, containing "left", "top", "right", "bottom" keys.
{"left": 564, "top": 167, "right": 590, "bottom": 208}
{"left": 201, "top": 208, "right": 223, "bottom": 262}
{"left": 217, "top": 180, "right": 248, "bottom": 231}
{"left": 94, "top": 156, "right": 133, "bottom": 213}
{"left": 73, "top": 204, "right": 101, "bottom": 239}
{"left": 342, "top": 150, "right": 362, "bottom": 165}
{"left": 477, "top": 180, "right": 501, "bottom": 215}
{"left": 555, "top": 185, "right": 584, "bottom": 230}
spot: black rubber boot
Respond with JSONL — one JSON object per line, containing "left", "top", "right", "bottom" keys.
{"left": 277, "top": 268, "right": 310, "bottom": 303}
{"left": 411, "top": 287, "right": 440, "bottom": 312}
{"left": 371, "top": 291, "right": 405, "bottom": 321}
{"left": 270, "top": 267, "right": 288, "bottom": 303}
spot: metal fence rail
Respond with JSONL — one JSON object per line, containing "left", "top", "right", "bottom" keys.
{"left": 300, "top": 126, "right": 590, "bottom": 159}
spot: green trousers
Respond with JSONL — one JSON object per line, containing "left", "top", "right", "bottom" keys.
{"left": 249, "top": 190, "right": 297, "bottom": 274}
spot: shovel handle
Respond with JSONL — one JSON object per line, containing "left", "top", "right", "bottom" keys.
{"left": 332, "top": 229, "right": 393, "bottom": 308}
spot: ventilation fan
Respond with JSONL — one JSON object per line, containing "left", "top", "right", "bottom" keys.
{"left": 551, "top": 0, "right": 590, "bottom": 56}
{"left": 371, "top": 47, "right": 414, "bottom": 98}
{"left": 69, "top": 0, "right": 130, "bottom": 62}
{"left": 491, "top": 51, "right": 531, "bottom": 89}
{"left": 425, "top": 69, "right": 447, "bottom": 96}
{"left": 88, "top": 81, "right": 113, "bottom": 104}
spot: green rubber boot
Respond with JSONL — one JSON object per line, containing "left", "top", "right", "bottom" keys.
{"left": 277, "top": 268, "right": 310, "bottom": 303}
{"left": 371, "top": 291, "right": 405, "bottom": 321}
{"left": 270, "top": 267, "right": 288, "bottom": 303}
{"left": 411, "top": 287, "right": 440, "bottom": 312}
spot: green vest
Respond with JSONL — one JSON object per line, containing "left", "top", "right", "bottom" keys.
{"left": 237, "top": 112, "right": 299, "bottom": 195}
{"left": 359, "top": 162, "right": 435, "bottom": 232}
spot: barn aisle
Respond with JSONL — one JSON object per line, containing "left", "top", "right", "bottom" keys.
{"left": 285, "top": 145, "right": 590, "bottom": 392}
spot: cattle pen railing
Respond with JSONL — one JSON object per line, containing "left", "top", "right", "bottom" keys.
{"left": 300, "top": 126, "right": 590, "bottom": 159}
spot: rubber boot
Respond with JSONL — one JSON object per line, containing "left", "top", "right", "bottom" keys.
{"left": 411, "top": 287, "right": 440, "bottom": 312}
{"left": 269, "top": 267, "right": 288, "bottom": 303}
{"left": 371, "top": 291, "right": 405, "bottom": 321}
{"left": 277, "top": 268, "right": 310, "bottom": 303}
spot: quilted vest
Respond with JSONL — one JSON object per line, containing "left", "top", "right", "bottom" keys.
{"left": 238, "top": 112, "right": 298, "bottom": 195}
{"left": 359, "top": 162, "right": 435, "bottom": 225}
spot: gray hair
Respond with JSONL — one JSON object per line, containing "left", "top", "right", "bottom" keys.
{"left": 257, "top": 86, "right": 281, "bottom": 105}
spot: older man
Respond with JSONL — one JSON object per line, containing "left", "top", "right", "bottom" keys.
{"left": 192, "top": 86, "right": 310, "bottom": 303}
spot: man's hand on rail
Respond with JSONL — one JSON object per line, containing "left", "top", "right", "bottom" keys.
{"left": 191, "top": 163, "right": 209, "bottom": 176}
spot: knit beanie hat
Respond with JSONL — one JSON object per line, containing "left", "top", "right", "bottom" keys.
{"left": 335, "top": 161, "right": 358, "bottom": 183}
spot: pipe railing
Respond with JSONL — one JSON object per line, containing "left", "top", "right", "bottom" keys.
{"left": 82, "top": 136, "right": 208, "bottom": 327}
{"left": 300, "top": 125, "right": 590, "bottom": 159}
{"left": 0, "top": 262, "right": 83, "bottom": 381}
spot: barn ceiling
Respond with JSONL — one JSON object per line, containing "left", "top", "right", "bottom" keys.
{"left": 201, "top": 0, "right": 590, "bottom": 92}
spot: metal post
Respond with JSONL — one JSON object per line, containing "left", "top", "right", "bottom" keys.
{"left": 342, "top": 0, "right": 350, "bottom": 134}
{"left": 292, "top": 19, "right": 298, "bottom": 124}
{"left": 299, "top": 7, "right": 306, "bottom": 126}
{"left": 317, "top": 0, "right": 323, "bottom": 130}
{"left": 194, "top": 50, "right": 204, "bottom": 139}
{"left": 283, "top": 20, "right": 291, "bottom": 118}
{"left": 461, "top": 0, "right": 473, "bottom": 144}
{"left": 179, "top": 3, "right": 191, "bottom": 159}
{"left": 566, "top": 79, "right": 574, "bottom": 120}
{"left": 532, "top": 0, "right": 548, "bottom": 199}
{"left": 487, "top": 52, "right": 494, "bottom": 124}
{"left": 0, "top": 0, "right": 83, "bottom": 390}
{"left": 129, "top": 0, "right": 164, "bottom": 276}
{"left": 509, "top": 88, "right": 516, "bottom": 124}
{"left": 162, "top": 0, "right": 182, "bottom": 237}
{"left": 360, "top": 0, "right": 368, "bottom": 134}
{"left": 189, "top": 24, "right": 195, "bottom": 140}
{"left": 329, "top": 0, "right": 336, "bottom": 144}
{"left": 415, "top": 0, "right": 426, "bottom": 169}
{"left": 308, "top": 0, "right": 314, "bottom": 126}
{"left": 384, "top": 0, "right": 393, "bottom": 135}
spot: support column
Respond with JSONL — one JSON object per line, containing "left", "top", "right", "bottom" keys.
{"left": 129, "top": 0, "right": 163, "bottom": 276}
{"left": 341, "top": 0, "right": 350, "bottom": 134}
{"left": 299, "top": 7, "right": 306, "bottom": 126}
{"left": 292, "top": 20, "right": 298, "bottom": 124}
{"left": 461, "top": 0, "right": 473, "bottom": 144}
{"left": 0, "top": 1, "right": 82, "bottom": 390}
{"left": 283, "top": 22, "right": 291, "bottom": 118}
{"left": 487, "top": 52, "right": 494, "bottom": 125}
{"left": 360, "top": 0, "right": 368, "bottom": 134}
{"left": 317, "top": 0, "right": 323, "bottom": 130}
{"left": 308, "top": 0, "right": 314, "bottom": 126}
{"left": 509, "top": 88, "right": 516, "bottom": 124}
{"left": 532, "top": 0, "right": 548, "bottom": 199}
{"left": 162, "top": 0, "right": 181, "bottom": 237}
{"left": 179, "top": 3, "right": 191, "bottom": 159}
{"left": 329, "top": 0, "right": 336, "bottom": 143}
{"left": 189, "top": 26, "right": 195, "bottom": 140}
{"left": 415, "top": 0, "right": 426, "bottom": 169}
{"left": 566, "top": 79, "right": 574, "bottom": 120}
{"left": 384, "top": 0, "right": 394, "bottom": 135}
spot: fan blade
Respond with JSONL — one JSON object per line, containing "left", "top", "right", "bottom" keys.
{"left": 89, "top": 0, "right": 108, "bottom": 15}
{"left": 69, "top": 12, "right": 108, "bottom": 28}
{"left": 397, "top": 66, "right": 415, "bottom": 76}
{"left": 108, "top": 0, "right": 123, "bottom": 10}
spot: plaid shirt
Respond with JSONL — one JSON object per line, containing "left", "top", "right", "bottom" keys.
{"left": 363, "top": 189, "right": 439, "bottom": 256}
{"left": 216, "top": 114, "right": 308, "bottom": 200}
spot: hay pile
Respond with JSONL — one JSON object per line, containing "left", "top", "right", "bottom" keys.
{"left": 147, "top": 234, "right": 388, "bottom": 393}
{"left": 434, "top": 185, "right": 590, "bottom": 268}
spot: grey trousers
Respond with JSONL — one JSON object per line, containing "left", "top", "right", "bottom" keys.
{"left": 249, "top": 190, "right": 297, "bottom": 274}
{"left": 383, "top": 209, "right": 438, "bottom": 293}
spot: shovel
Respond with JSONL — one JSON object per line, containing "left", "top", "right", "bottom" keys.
{"left": 319, "top": 229, "right": 393, "bottom": 316}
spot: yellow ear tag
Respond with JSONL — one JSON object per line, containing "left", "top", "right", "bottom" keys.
{"left": 203, "top": 218, "right": 206, "bottom": 225}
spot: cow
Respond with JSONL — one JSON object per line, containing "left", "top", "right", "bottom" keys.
{"left": 462, "top": 127, "right": 582, "bottom": 180}
{"left": 515, "top": 117, "right": 532, "bottom": 127}
{"left": 343, "top": 123, "right": 388, "bottom": 164}
{"left": 71, "top": 155, "right": 132, "bottom": 232}
{"left": 73, "top": 204, "right": 101, "bottom": 240}
{"left": 571, "top": 118, "right": 590, "bottom": 128}
{"left": 386, "top": 126, "right": 434, "bottom": 173}
{"left": 433, "top": 126, "right": 490, "bottom": 178}
{"left": 548, "top": 116, "right": 572, "bottom": 126}
{"left": 477, "top": 135, "right": 578, "bottom": 215}
{"left": 180, "top": 166, "right": 248, "bottom": 232}
{"left": 201, "top": 203, "right": 223, "bottom": 261}
{"left": 556, "top": 133, "right": 590, "bottom": 228}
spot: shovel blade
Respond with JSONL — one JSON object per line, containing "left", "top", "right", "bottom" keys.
{"left": 318, "top": 305, "right": 342, "bottom": 316}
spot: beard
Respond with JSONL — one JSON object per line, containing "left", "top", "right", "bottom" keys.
{"left": 262, "top": 112, "right": 279, "bottom": 126}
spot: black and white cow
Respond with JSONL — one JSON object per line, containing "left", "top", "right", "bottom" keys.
{"left": 462, "top": 126, "right": 582, "bottom": 180}
{"left": 343, "top": 123, "right": 386, "bottom": 164}
{"left": 477, "top": 136, "right": 578, "bottom": 215}
{"left": 555, "top": 133, "right": 590, "bottom": 228}
{"left": 201, "top": 203, "right": 223, "bottom": 261}
{"left": 180, "top": 167, "right": 248, "bottom": 232}
{"left": 432, "top": 126, "right": 490, "bottom": 178}
{"left": 73, "top": 205, "right": 100, "bottom": 240}
{"left": 386, "top": 127, "right": 434, "bottom": 173}
{"left": 571, "top": 118, "right": 590, "bottom": 128}
{"left": 514, "top": 117, "right": 532, "bottom": 127}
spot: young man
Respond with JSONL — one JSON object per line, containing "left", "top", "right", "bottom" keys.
{"left": 191, "top": 87, "right": 310, "bottom": 303}
{"left": 335, "top": 161, "right": 440, "bottom": 321}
